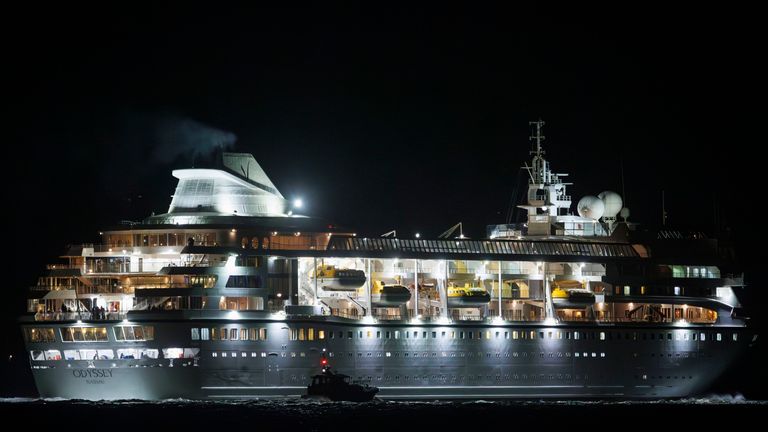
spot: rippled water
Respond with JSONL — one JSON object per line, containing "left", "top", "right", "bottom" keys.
{"left": 2, "top": 395, "right": 765, "bottom": 429}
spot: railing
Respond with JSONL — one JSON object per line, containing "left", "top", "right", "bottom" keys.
{"left": 34, "top": 311, "right": 128, "bottom": 321}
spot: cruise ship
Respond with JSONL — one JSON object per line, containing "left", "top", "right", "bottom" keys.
{"left": 21, "top": 121, "right": 757, "bottom": 399}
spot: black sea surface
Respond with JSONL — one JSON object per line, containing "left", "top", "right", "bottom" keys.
{"left": 2, "top": 396, "right": 765, "bottom": 430}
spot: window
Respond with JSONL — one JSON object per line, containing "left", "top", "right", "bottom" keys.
{"left": 230, "top": 329, "right": 239, "bottom": 340}
{"left": 599, "top": 332, "right": 605, "bottom": 341}
{"left": 63, "top": 327, "right": 109, "bottom": 343}
{"left": 114, "top": 326, "right": 153, "bottom": 342}
{"left": 260, "top": 328, "right": 268, "bottom": 340}
{"left": 191, "top": 328, "right": 200, "bottom": 341}
{"left": 716, "top": 333, "right": 722, "bottom": 341}
{"left": 240, "top": 328, "right": 248, "bottom": 341}
{"left": 319, "top": 330, "right": 325, "bottom": 340}
{"left": 732, "top": 333, "right": 738, "bottom": 342}
{"left": 25, "top": 328, "right": 56, "bottom": 343}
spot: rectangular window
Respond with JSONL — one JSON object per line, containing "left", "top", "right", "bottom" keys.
{"left": 62, "top": 327, "right": 109, "bottom": 343}
{"left": 26, "top": 328, "right": 56, "bottom": 343}
{"left": 599, "top": 332, "right": 605, "bottom": 341}
{"left": 394, "top": 331, "right": 400, "bottom": 339}
{"left": 308, "top": 328, "right": 315, "bottom": 341}
{"left": 230, "top": 329, "right": 239, "bottom": 340}
{"left": 716, "top": 333, "right": 722, "bottom": 341}
{"left": 211, "top": 328, "right": 219, "bottom": 340}
{"left": 249, "top": 328, "right": 258, "bottom": 341}
{"left": 512, "top": 331, "right": 518, "bottom": 340}
{"left": 220, "top": 328, "right": 228, "bottom": 340}
{"left": 240, "top": 328, "right": 248, "bottom": 341}
{"left": 191, "top": 328, "right": 200, "bottom": 341}
{"left": 259, "top": 328, "right": 268, "bottom": 340}
{"left": 201, "top": 328, "right": 210, "bottom": 340}
{"left": 318, "top": 330, "right": 325, "bottom": 340}
{"left": 733, "top": 333, "right": 738, "bottom": 342}
{"left": 298, "top": 328, "right": 305, "bottom": 341}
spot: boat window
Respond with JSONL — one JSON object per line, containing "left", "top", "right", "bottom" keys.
{"left": 25, "top": 327, "right": 56, "bottom": 343}
{"left": 230, "top": 329, "right": 239, "bottom": 340}
{"left": 220, "top": 328, "right": 228, "bottom": 340}
{"left": 240, "top": 329, "right": 248, "bottom": 340}
{"left": 319, "top": 330, "right": 325, "bottom": 340}
{"left": 62, "top": 327, "right": 109, "bottom": 343}
{"left": 599, "top": 332, "right": 606, "bottom": 340}
{"left": 308, "top": 328, "right": 315, "bottom": 341}
{"left": 191, "top": 328, "right": 200, "bottom": 340}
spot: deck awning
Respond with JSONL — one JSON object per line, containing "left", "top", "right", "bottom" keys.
{"left": 134, "top": 287, "right": 193, "bottom": 297}
{"left": 77, "top": 293, "right": 127, "bottom": 302}
{"left": 42, "top": 290, "right": 77, "bottom": 300}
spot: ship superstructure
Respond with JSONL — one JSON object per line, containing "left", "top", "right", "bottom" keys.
{"left": 21, "top": 125, "right": 756, "bottom": 399}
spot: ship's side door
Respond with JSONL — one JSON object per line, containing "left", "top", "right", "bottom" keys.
{"left": 266, "top": 352, "right": 281, "bottom": 386}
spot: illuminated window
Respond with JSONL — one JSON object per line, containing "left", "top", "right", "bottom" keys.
{"left": 191, "top": 328, "right": 200, "bottom": 340}
{"left": 599, "top": 332, "right": 605, "bottom": 341}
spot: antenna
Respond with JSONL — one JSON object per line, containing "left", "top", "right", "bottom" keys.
{"left": 620, "top": 158, "right": 626, "bottom": 207}
{"left": 438, "top": 222, "right": 465, "bottom": 239}
{"left": 529, "top": 119, "right": 546, "bottom": 156}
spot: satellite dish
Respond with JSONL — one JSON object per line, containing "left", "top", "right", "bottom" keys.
{"left": 619, "top": 207, "right": 630, "bottom": 221}
{"left": 577, "top": 196, "right": 605, "bottom": 220}
{"left": 598, "top": 191, "right": 623, "bottom": 218}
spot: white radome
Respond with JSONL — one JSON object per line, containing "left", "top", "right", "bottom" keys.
{"left": 598, "top": 191, "right": 623, "bottom": 218}
{"left": 577, "top": 195, "right": 605, "bottom": 220}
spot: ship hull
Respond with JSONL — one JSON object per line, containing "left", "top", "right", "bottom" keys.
{"left": 23, "top": 319, "right": 755, "bottom": 400}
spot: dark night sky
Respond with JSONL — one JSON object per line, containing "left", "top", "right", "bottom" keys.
{"left": 4, "top": 4, "right": 766, "bottom": 395}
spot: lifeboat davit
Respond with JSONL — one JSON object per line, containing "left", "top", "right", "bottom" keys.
{"left": 311, "top": 265, "right": 366, "bottom": 291}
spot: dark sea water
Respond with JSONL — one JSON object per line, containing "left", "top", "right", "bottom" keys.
{"left": 2, "top": 396, "right": 765, "bottom": 430}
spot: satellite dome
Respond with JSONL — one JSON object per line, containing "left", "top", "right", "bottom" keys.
{"left": 597, "top": 191, "right": 623, "bottom": 218}
{"left": 577, "top": 196, "right": 605, "bottom": 220}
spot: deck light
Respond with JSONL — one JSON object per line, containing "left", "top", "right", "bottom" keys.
{"left": 293, "top": 198, "right": 303, "bottom": 209}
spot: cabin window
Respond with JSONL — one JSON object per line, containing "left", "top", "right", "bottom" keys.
{"left": 599, "top": 332, "right": 606, "bottom": 340}
{"left": 733, "top": 333, "right": 738, "bottom": 342}
{"left": 201, "top": 328, "right": 210, "bottom": 340}
{"left": 394, "top": 331, "right": 400, "bottom": 339}
{"left": 308, "top": 328, "right": 315, "bottom": 341}
{"left": 26, "top": 328, "right": 56, "bottom": 343}
{"left": 716, "top": 333, "right": 722, "bottom": 341}
{"left": 220, "top": 328, "right": 228, "bottom": 340}
{"left": 191, "top": 328, "right": 200, "bottom": 340}
{"left": 319, "top": 330, "right": 325, "bottom": 340}
{"left": 230, "top": 329, "right": 239, "bottom": 340}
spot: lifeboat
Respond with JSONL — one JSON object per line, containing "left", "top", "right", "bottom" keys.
{"left": 311, "top": 265, "right": 366, "bottom": 291}
{"left": 552, "top": 280, "right": 595, "bottom": 307}
{"left": 370, "top": 280, "right": 411, "bottom": 306}
{"left": 447, "top": 284, "right": 491, "bottom": 307}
